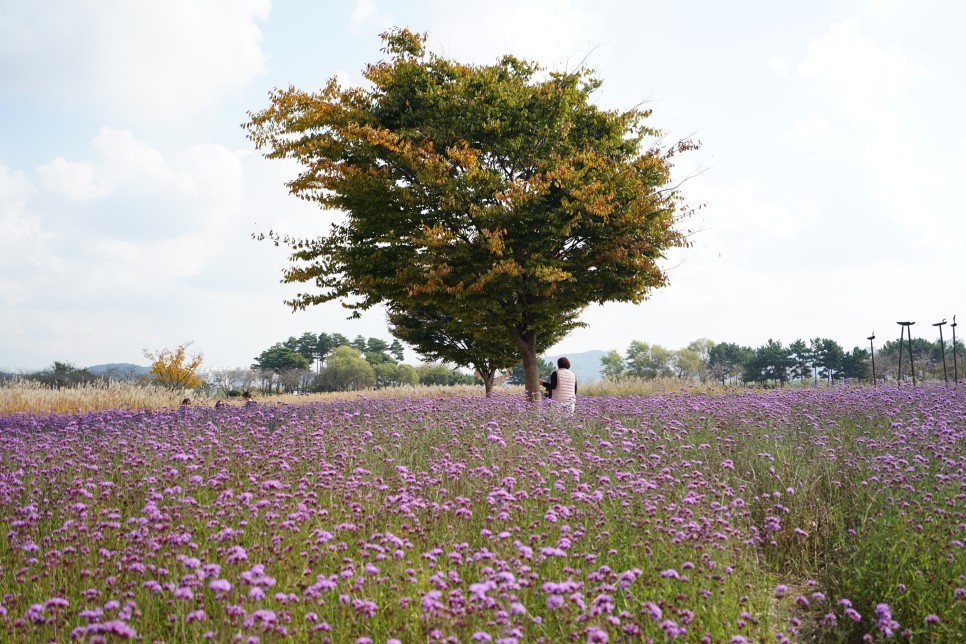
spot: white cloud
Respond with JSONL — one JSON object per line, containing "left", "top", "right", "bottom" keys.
{"left": 5, "top": 129, "right": 249, "bottom": 310}
{"left": 0, "top": 166, "right": 59, "bottom": 320}
{"left": 36, "top": 127, "right": 245, "bottom": 238}
{"left": 333, "top": 70, "right": 355, "bottom": 89}
{"left": 858, "top": 0, "right": 900, "bottom": 17}
{"left": 171, "top": 144, "right": 245, "bottom": 228}
{"left": 424, "top": 0, "right": 601, "bottom": 69}
{"left": 0, "top": 0, "right": 270, "bottom": 121}
{"left": 780, "top": 112, "right": 830, "bottom": 145}
{"left": 0, "top": 134, "right": 364, "bottom": 370}
{"left": 788, "top": 21, "right": 962, "bottom": 254}
{"left": 865, "top": 152, "right": 965, "bottom": 253}
{"left": 799, "top": 20, "right": 921, "bottom": 111}
{"left": 0, "top": 165, "right": 31, "bottom": 211}
{"left": 37, "top": 158, "right": 110, "bottom": 201}
{"left": 86, "top": 235, "right": 211, "bottom": 283}
{"left": 688, "top": 176, "right": 801, "bottom": 247}
{"left": 92, "top": 128, "right": 178, "bottom": 187}
{"left": 769, "top": 56, "right": 790, "bottom": 78}
{"left": 351, "top": 0, "right": 393, "bottom": 34}
{"left": 0, "top": 165, "right": 46, "bottom": 270}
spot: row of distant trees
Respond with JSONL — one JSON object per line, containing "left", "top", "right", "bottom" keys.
{"left": 2, "top": 333, "right": 476, "bottom": 395}
{"left": 13, "top": 361, "right": 100, "bottom": 388}
{"left": 6, "top": 345, "right": 206, "bottom": 390}
{"left": 13, "top": 331, "right": 961, "bottom": 395}
{"left": 599, "top": 336, "right": 965, "bottom": 386}
{"left": 226, "top": 332, "right": 474, "bottom": 394}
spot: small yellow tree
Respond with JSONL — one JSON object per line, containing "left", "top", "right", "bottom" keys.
{"left": 143, "top": 342, "right": 204, "bottom": 389}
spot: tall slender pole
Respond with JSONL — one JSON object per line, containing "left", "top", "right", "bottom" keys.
{"left": 907, "top": 324, "right": 917, "bottom": 386}
{"left": 952, "top": 316, "right": 959, "bottom": 386}
{"left": 812, "top": 340, "right": 818, "bottom": 388}
{"left": 933, "top": 320, "right": 948, "bottom": 384}
{"left": 867, "top": 333, "right": 876, "bottom": 387}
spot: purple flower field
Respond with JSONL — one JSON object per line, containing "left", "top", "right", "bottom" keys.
{"left": 1, "top": 386, "right": 964, "bottom": 642}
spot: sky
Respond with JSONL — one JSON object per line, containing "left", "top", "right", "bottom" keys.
{"left": 2, "top": 0, "right": 965, "bottom": 372}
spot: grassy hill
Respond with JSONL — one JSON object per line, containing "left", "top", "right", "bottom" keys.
{"left": 86, "top": 363, "right": 152, "bottom": 380}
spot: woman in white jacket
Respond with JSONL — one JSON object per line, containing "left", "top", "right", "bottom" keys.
{"left": 541, "top": 357, "right": 577, "bottom": 413}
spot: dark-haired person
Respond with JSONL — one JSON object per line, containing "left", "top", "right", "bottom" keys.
{"left": 541, "top": 357, "right": 577, "bottom": 413}
{"left": 242, "top": 390, "right": 257, "bottom": 407}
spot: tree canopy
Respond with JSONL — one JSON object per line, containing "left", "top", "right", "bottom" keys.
{"left": 143, "top": 342, "right": 204, "bottom": 390}
{"left": 625, "top": 340, "right": 674, "bottom": 379}
{"left": 745, "top": 339, "right": 794, "bottom": 386}
{"left": 245, "top": 28, "right": 694, "bottom": 398}
{"left": 252, "top": 344, "right": 311, "bottom": 373}
{"left": 315, "top": 346, "right": 376, "bottom": 392}
{"left": 709, "top": 342, "right": 754, "bottom": 385}
{"left": 599, "top": 349, "right": 626, "bottom": 380}
{"left": 29, "top": 362, "right": 96, "bottom": 389}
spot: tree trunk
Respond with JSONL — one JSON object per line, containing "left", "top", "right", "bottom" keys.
{"left": 480, "top": 370, "right": 495, "bottom": 398}
{"left": 509, "top": 326, "right": 541, "bottom": 402}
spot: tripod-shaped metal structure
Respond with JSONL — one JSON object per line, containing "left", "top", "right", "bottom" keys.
{"left": 896, "top": 321, "right": 916, "bottom": 386}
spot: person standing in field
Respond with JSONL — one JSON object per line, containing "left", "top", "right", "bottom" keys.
{"left": 242, "top": 391, "right": 257, "bottom": 407}
{"left": 542, "top": 357, "right": 577, "bottom": 413}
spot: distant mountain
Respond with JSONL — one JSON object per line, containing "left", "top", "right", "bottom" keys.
{"left": 545, "top": 349, "right": 606, "bottom": 384}
{"left": 87, "top": 363, "right": 152, "bottom": 380}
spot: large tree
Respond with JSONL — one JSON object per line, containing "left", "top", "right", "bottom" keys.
{"left": 599, "top": 349, "right": 626, "bottom": 381}
{"left": 246, "top": 28, "right": 693, "bottom": 399}
{"left": 788, "top": 338, "right": 810, "bottom": 384}
{"left": 144, "top": 342, "right": 204, "bottom": 390}
{"left": 746, "top": 339, "right": 794, "bottom": 386}
{"left": 388, "top": 339, "right": 406, "bottom": 362}
{"left": 841, "top": 346, "right": 871, "bottom": 383}
{"left": 810, "top": 337, "right": 845, "bottom": 385}
{"left": 30, "top": 361, "right": 96, "bottom": 389}
{"left": 625, "top": 340, "right": 674, "bottom": 379}
{"left": 314, "top": 333, "right": 338, "bottom": 372}
{"left": 253, "top": 344, "right": 311, "bottom": 373}
{"left": 708, "top": 342, "right": 747, "bottom": 385}
{"left": 282, "top": 332, "right": 321, "bottom": 368}
{"left": 252, "top": 344, "right": 311, "bottom": 393}
{"left": 685, "top": 337, "right": 716, "bottom": 383}
{"left": 316, "top": 346, "right": 376, "bottom": 392}
{"left": 673, "top": 347, "right": 702, "bottom": 380}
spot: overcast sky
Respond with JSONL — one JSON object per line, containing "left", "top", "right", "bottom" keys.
{"left": 2, "top": 0, "right": 964, "bottom": 371}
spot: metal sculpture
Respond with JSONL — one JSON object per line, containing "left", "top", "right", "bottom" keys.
{"left": 897, "top": 321, "right": 916, "bottom": 386}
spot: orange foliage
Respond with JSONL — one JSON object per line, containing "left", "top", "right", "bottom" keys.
{"left": 143, "top": 342, "right": 204, "bottom": 390}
